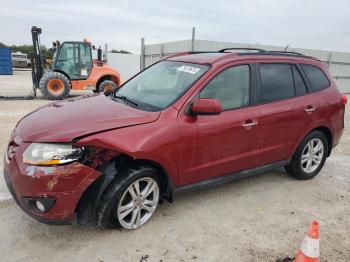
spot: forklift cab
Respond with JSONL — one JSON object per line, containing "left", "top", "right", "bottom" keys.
{"left": 53, "top": 42, "right": 93, "bottom": 80}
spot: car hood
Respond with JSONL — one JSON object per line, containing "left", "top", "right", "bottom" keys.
{"left": 15, "top": 94, "right": 160, "bottom": 143}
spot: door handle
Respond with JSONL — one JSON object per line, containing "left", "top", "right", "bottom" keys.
{"left": 242, "top": 121, "right": 257, "bottom": 128}
{"left": 304, "top": 106, "right": 317, "bottom": 113}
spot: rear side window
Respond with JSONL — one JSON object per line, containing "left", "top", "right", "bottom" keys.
{"left": 301, "top": 64, "right": 330, "bottom": 92}
{"left": 260, "top": 64, "right": 294, "bottom": 103}
{"left": 292, "top": 66, "right": 307, "bottom": 96}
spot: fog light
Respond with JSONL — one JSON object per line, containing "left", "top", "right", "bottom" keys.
{"left": 35, "top": 201, "right": 45, "bottom": 212}
{"left": 22, "top": 196, "right": 56, "bottom": 213}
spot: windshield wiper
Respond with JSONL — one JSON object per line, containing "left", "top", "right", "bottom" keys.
{"left": 114, "top": 95, "right": 138, "bottom": 106}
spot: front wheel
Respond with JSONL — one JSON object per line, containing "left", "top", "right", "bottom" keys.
{"left": 39, "top": 71, "right": 71, "bottom": 100}
{"left": 96, "top": 165, "right": 161, "bottom": 230}
{"left": 285, "top": 131, "right": 329, "bottom": 180}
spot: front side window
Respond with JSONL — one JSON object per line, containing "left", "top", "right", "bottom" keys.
{"left": 260, "top": 64, "right": 294, "bottom": 103}
{"left": 55, "top": 43, "right": 80, "bottom": 79}
{"left": 199, "top": 65, "right": 250, "bottom": 110}
{"left": 115, "top": 61, "right": 209, "bottom": 111}
{"left": 301, "top": 64, "right": 330, "bottom": 92}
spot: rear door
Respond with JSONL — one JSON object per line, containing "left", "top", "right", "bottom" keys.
{"left": 255, "top": 62, "right": 312, "bottom": 166}
{"left": 177, "top": 63, "right": 260, "bottom": 186}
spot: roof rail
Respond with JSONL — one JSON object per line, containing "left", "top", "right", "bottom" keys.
{"left": 265, "top": 50, "right": 306, "bottom": 56}
{"left": 219, "top": 48, "right": 266, "bottom": 53}
{"left": 165, "top": 48, "right": 319, "bottom": 62}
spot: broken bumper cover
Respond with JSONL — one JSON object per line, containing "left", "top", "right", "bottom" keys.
{"left": 3, "top": 142, "right": 102, "bottom": 224}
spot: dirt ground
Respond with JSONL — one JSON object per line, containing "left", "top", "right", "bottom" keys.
{"left": 0, "top": 71, "right": 349, "bottom": 262}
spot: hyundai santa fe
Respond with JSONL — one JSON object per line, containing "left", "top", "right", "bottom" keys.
{"left": 4, "top": 48, "right": 346, "bottom": 230}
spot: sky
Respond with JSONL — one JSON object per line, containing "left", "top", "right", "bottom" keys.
{"left": 0, "top": 0, "right": 349, "bottom": 54}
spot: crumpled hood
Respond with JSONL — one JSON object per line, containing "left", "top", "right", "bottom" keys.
{"left": 15, "top": 94, "right": 160, "bottom": 142}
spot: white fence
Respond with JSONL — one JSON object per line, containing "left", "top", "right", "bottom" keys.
{"left": 107, "top": 53, "right": 140, "bottom": 82}
{"left": 144, "top": 39, "right": 350, "bottom": 93}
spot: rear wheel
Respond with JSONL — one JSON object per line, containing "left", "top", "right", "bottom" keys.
{"left": 285, "top": 131, "right": 328, "bottom": 180}
{"left": 98, "top": 80, "right": 117, "bottom": 95}
{"left": 39, "top": 71, "right": 70, "bottom": 100}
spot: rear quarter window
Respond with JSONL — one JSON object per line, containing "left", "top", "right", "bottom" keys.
{"left": 301, "top": 64, "right": 330, "bottom": 92}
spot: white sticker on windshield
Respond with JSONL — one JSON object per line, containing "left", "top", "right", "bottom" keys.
{"left": 177, "top": 65, "right": 201, "bottom": 74}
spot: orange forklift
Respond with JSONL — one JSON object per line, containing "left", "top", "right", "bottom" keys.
{"left": 31, "top": 26, "right": 121, "bottom": 100}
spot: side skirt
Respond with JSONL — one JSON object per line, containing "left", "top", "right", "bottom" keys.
{"left": 174, "top": 159, "right": 291, "bottom": 194}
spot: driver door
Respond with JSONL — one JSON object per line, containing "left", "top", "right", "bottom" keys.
{"left": 79, "top": 43, "right": 92, "bottom": 79}
{"left": 178, "top": 64, "right": 260, "bottom": 186}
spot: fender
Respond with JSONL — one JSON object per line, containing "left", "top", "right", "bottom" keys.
{"left": 75, "top": 110, "right": 180, "bottom": 189}
{"left": 71, "top": 63, "right": 121, "bottom": 90}
{"left": 91, "top": 63, "right": 121, "bottom": 86}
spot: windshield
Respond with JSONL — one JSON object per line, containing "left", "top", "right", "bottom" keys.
{"left": 114, "top": 61, "right": 209, "bottom": 111}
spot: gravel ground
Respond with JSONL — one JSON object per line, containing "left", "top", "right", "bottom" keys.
{"left": 0, "top": 71, "right": 349, "bottom": 262}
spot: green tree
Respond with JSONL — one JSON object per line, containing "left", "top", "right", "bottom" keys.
{"left": 0, "top": 42, "right": 54, "bottom": 59}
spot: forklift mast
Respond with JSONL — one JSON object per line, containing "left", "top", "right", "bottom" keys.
{"left": 31, "top": 26, "right": 43, "bottom": 92}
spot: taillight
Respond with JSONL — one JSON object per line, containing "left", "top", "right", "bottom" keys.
{"left": 341, "top": 95, "right": 347, "bottom": 106}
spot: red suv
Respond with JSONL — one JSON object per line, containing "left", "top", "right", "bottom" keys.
{"left": 4, "top": 48, "right": 346, "bottom": 230}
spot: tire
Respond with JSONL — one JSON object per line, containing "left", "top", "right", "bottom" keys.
{"left": 98, "top": 80, "right": 117, "bottom": 95}
{"left": 96, "top": 164, "right": 161, "bottom": 230}
{"left": 285, "top": 131, "right": 329, "bottom": 180}
{"left": 39, "top": 71, "right": 70, "bottom": 100}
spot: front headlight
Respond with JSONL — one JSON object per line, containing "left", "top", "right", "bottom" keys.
{"left": 23, "top": 143, "right": 84, "bottom": 166}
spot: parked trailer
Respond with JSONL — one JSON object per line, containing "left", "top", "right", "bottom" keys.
{"left": 12, "top": 52, "right": 28, "bottom": 68}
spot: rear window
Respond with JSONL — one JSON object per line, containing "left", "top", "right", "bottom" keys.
{"left": 301, "top": 64, "right": 330, "bottom": 92}
{"left": 260, "top": 64, "right": 294, "bottom": 103}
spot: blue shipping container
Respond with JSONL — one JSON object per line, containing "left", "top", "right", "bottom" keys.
{"left": 0, "top": 48, "right": 13, "bottom": 75}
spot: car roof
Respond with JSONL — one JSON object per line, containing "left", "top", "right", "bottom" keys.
{"left": 167, "top": 52, "right": 236, "bottom": 65}
{"left": 166, "top": 50, "right": 321, "bottom": 66}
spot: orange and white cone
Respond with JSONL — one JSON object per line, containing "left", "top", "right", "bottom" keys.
{"left": 294, "top": 220, "right": 320, "bottom": 262}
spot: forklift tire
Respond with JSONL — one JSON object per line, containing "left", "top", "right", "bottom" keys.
{"left": 98, "top": 80, "right": 117, "bottom": 96}
{"left": 39, "top": 71, "right": 71, "bottom": 100}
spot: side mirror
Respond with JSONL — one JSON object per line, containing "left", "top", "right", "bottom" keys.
{"left": 190, "top": 98, "right": 222, "bottom": 115}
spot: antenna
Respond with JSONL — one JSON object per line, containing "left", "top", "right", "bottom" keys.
{"left": 283, "top": 44, "right": 290, "bottom": 52}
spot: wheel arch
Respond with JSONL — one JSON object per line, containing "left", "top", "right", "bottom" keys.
{"left": 295, "top": 126, "right": 333, "bottom": 157}
{"left": 75, "top": 152, "right": 173, "bottom": 225}
{"left": 313, "top": 126, "right": 333, "bottom": 156}
{"left": 96, "top": 74, "right": 120, "bottom": 91}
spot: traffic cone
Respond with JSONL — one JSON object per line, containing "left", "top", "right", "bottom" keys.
{"left": 294, "top": 220, "right": 320, "bottom": 262}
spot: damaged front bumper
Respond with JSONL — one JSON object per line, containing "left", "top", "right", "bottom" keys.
{"left": 3, "top": 141, "right": 102, "bottom": 224}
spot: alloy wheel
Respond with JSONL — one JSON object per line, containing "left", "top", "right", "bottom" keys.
{"left": 117, "top": 177, "right": 159, "bottom": 229}
{"left": 301, "top": 138, "right": 324, "bottom": 174}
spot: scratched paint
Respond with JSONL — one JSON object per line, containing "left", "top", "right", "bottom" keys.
{"left": 47, "top": 178, "right": 58, "bottom": 191}
{"left": 26, "top": 166, "right": 56, "bottom": 178}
